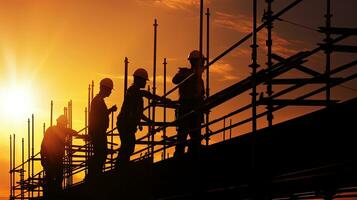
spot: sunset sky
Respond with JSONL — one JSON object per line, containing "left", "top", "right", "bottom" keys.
{"left": 0, "top": 0, "right": 356, "bottom": 198}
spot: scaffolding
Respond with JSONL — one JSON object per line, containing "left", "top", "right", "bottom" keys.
{"left": 9, "top": 0, "right": 357, "bottom": 199}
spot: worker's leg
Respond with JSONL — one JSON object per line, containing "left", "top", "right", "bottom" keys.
{"left": 53, "top": 163, "right": 64, "bottom": 193}
{"left": 174, "top": 107, "right": 190, "bottom": 157}
{"left": 116, "top": 129, "right": 135, "bottom": 167}
{"left": 89, "top": 137, "right": 107, "bottom": 177}
{"left": 188, "top": 112, "right": 202, "bottom": 156}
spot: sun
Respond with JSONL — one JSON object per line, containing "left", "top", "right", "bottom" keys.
{"left": 0, "top": 85, "right": 35, "bottom": 120}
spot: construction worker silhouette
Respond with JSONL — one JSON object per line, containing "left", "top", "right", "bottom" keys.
{"left": 173, "top": 50, "right": 205, "bottom": 157}
{"left": 115, "top": 68, "right": 171, "bottom": 168}
{"left": 87, "top": 78, "right": 117, "bottom": 179}
{"left": 40, "top": 115, "right": 78, "bottom": 197}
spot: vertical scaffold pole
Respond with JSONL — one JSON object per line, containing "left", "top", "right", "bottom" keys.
{"left": 152, "top": 18, "right": 158, "bottom": 161}
{"left": 84, "top": 107, "right": 88, "bottom": 175}
{"left": 50, "top": 100, "right": 53, "bottom": 126}
{"left": 9, "top": 135, "right": 12, "bottom": 200}
{"left": 147, "top": 85, "right": 151, "bottom": 157}
{"left": 250, "top": 0, "right": 260, "bottom": 171}
{"left": 31, "top": 114, "right": 35, "bottom": 198}
{"left": 325, "top": 0, "right": 332, "bottom": 106}
{"left": 199, "top": 0, "right": 204, "bottom": 54}
{"left": 21, "top": 138, "right": 24, "bottom": 199}
{"left": 27, "top": 118, "right": 30, "bottom": 198}
{"left": 265, "top": 0, "right": 274, "bottom": 127}
{"left": 111, "top": 111, "right": 114, "bottom": 169}
{"left": 91, "top": 81, "right": 94, "bottom": 102}
{"left": 124, "top": 57, "right": 129, "bottom": 96}
{"left": 13, "top": 134, "right": 15, "bottom": 199}
{"left": 163, "top": 58, "right": 167, "bottom": 160}
{"left": 205, "top": 7, "right": 210, "bottom": 146}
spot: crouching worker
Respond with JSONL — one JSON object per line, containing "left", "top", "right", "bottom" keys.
{"left": 40, "top": 115, "right": 78, "bottom": 198}
{"left": 115, "top": 68, "right": 171, "bottom": 168}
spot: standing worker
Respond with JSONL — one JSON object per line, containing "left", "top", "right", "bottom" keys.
{"left": 115, "top": 68, "right": 171, "bottom": 168}
{"left": 87, "top": 78, "right": 117, "bottom": 179}
{"left": 40, "top": 115, "right": 78, "bottom": 198}
{"left": 173, "top": 50, "right": 205, "bottom": 157}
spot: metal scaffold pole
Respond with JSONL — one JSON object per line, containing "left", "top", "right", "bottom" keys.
{"left": 124, "top": 57, "right": 129, "bottom": 96}
{"left": 265, "top": 0, "right": 274, "bottom": 127}
{"left": 21, "top": 138, "right": 24, "bottom": 199}
{"left": 13, "top": 134, "right": 15, "bottom": 199}
{"left": 250, "top": 0, "right": 260, "bottom": 171}
{"left": 147, "top": 85, "right": 151, "bottom": 157}
{"left": 9, "top": 135, "right": 12, "bottom": 200}
{"left": 84, "top": 107, "right": 88, "bottom": 175}
{"left": 325, "top": 0, "right": 332, "bottom": 106}
{"left": 152, "top": 18, "right": 158, "bottom": 160}
{"left": 91, "top": 81, "right": 94, "bottom": 102}
{"left": 205, "top": 7, "right": 210, "bottom": 146}
{"left": 199, "top": 0, "right": 204, "bottom": 54}
{"left": 27, "top": 118, "right": 30, "bottom": 198}
{"left": 31, "top": 114, "right": 34, "bottom": 198}
{"left": 163, "top": 58, "right": 167, "bottom": 160}
{"left": 50, "top": 100, "right": 53, "bottom": 126}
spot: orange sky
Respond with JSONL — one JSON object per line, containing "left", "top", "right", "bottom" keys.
{"left": 0, "top": 0, "right": 356, "bottom": 198}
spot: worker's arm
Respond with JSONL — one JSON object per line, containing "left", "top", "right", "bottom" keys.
{"left": 172, "top": 68, "right": 189, "bottom": 84}
{"left": 141, "top": 90, "right": 172, "bottom": 104}
{"left": 107, "top": 105, "right": 117, "bottom": 115}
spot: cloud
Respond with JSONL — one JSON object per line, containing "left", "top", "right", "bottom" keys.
{"left": 137, "top": 0, "right": 204, "bottom": 10}
{"left": 210, "top": 62, "right": 241, "bottom": 81}
{"left": 214, "top": 11, "right": 303, "bottom": 57}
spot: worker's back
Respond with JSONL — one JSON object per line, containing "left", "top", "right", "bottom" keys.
{"left": 117, "top": 85, "right": 144, "bottom": 132}
{"left": 172, "top": 67, "right": 205, "bottom": 101}
{"left": 89, "top": 94, "right": 109, "bottom": 140}
{"left": 41, "top": 126, "right": 67, "bottom": 163}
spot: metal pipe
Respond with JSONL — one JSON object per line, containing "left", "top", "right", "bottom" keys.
{"left": 147, "top": 85, "right": 151, "bottom": 156}
{"left": 111, "top": 111, "right": 114, "bottom": 169}
{"left": 266, "top": 0, "right": 274, "bottom": 127}
{"left": 88, "top": 84, "right": 91, "bottom": 120}
{"left": 21, "top": 138, "right": 24, "bottom": 199}
{"left": 50, "top": 100, "right": 53, "bottom": 126}
{"left": 13, "top": 134, "right": 15, "bottom": 198}
{"left": 152, "top": 18, "right": 158, "bottom": 160}
{"left": 84, "top": 107, "right": 88, "bottom": 175}
{"left": 124, "top": 57, "right": 129, "bottom": 96}
{"left": 9, "top": 135, "right": 12, "bottom": 199}
{"left": 205, "top": 7, "right": 210, "bottom": 146}
{"left": 325, "top": 0, "right": 332, "bottom": 106}
{"left": 251, "top": 0, "right": 259, "bottom": 171}
{"left": 31, "top": 114, "right": 34, "bottom": 198}
{"left": 163, "top": 58, "right": 167, "bottom": 160}
{"left": 199, "top": 0, "right": 204, "bottom": 54}
{"left": 91, "top": 80, "right": 94, "bottom": 101}
{"left": 27, "top": 118, "right": 30, "bottom": 198}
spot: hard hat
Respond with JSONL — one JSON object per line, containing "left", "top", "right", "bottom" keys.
{"left": 100, "top": 78, "right": 114, "bottom": 90}
{"left": 188, "top": 50, "right": 205, "bottom": 60}
{"left": 133, "top": 68, "right": 149, "bottom": 80}
{"left": 56, "top": 115, "right": 67, "bottom": 125}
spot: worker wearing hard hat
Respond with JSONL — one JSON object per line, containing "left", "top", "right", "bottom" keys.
{"left": 87, "top": 78, "right": 117, "bottom": 179}
{"left": 172, "top": 50, "right": 205, "bottom": 157}
{"left": 115, "top": 68, "right": 171, "bottom": 168}
{"left": 40, "top": 115, "right": 78, "bottom": 197}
